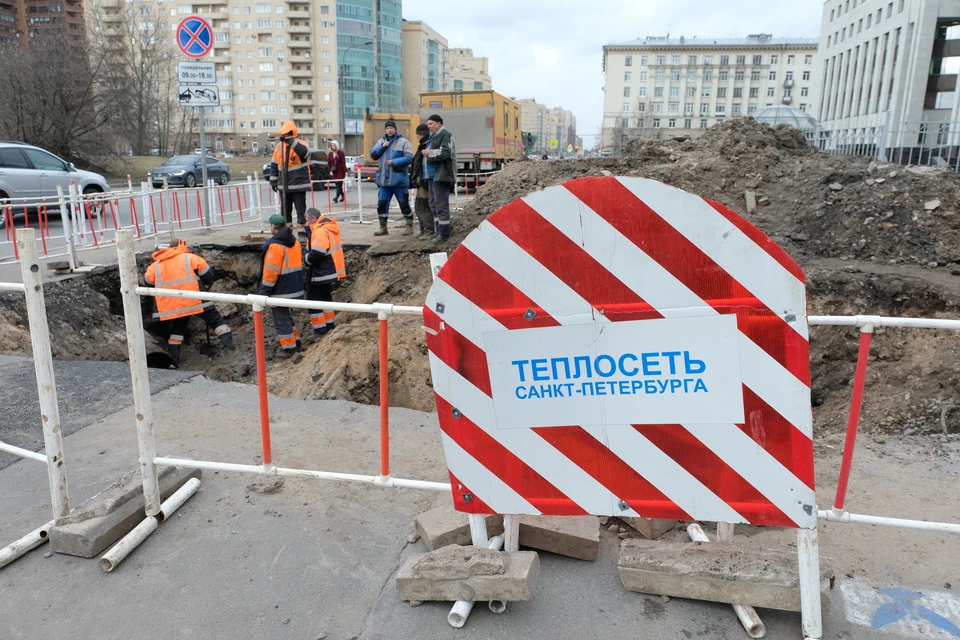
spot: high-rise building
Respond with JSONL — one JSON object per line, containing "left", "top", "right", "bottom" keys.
{"left": 601, "top": 34, "right": 818, "bottom": 152}
{"left": 449, "top": 47, "right": 491, "bottom": 91}
{"left": 401, "top": 19, "right": 448, "bottom": 111}
{"left": 519, "top": 98, "right": 548, "bottom": 153}
{"left": 0, "top": 0, "right": 84, "bottom": 44}
{"left": 816, "top": 0, "right": 960, "bottom": 142}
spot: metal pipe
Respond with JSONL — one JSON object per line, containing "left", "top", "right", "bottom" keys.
{"left": 834, "top": 328, "right": 873, "bottom": 511}
{"left": 17, "top": 229, "right": 70, "bottom": 521}
{"left": 797, "top": 528, "right": 823, "bottom": 640}
{"left": 448, "top": 534, "right": 506, "bottom": 628}
{"left": 0, "top": 520, "right": 54, "bottom": 569}
{"left": 0, "top": 282, "right": 25, "bottom": 292}
{"left": 99, "top": 477, "right": 201, "bottom": 572}
{"left": 153, "top": 456, "right": 451, "bottom": 491}
{"left": 0, "top": 440, "right": 48, "bottom": 463}
{"left": 808, "top": 315, "right": 960, "bottom": 330}
{"left": 252, "top": 306, "right": 273, "bottom": 466}
{"left": 819, "top": 509, "right": 960, "bottom": 533}
{"left": 379, "top": 312, "right": 390, "bottom": 477}
{"left": 687, "top": 524, "right": 766, "bottom": 639}
{"left": 116, "top": 230, "right": 161, "bottom": 516}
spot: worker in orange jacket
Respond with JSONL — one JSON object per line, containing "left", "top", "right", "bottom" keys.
{"left": 303, "top": 207, "right": 345, "bottom": 342}
{"left": 268, "top": 121, "right": 311, "bottom": 226}
{"left": 144, "top": 240, "right": 234, "bottom": 366}
{"left": 259, "top": 213, "right": 305, "bottom": 361}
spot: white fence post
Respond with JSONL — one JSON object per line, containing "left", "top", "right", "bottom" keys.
{"left": 246, "top": 175, "right": 256, "bottom": 221}
{"left": 115, "top": 230, "right": 161, "bottom": 516}
{"left": 16, "top": 228, "right": 70, "bottom": 521}
{"left": 56, "top": 185, "right": 77, "bottom": 272}
{"left": 797, "top": 527, "right": 823, "bottom": 640}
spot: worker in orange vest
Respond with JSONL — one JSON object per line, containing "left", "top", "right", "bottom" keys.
{"left": 144, "top": 240, "right": 234, "bottom": 366}
{"left": 259, "top": 213, "right": 305, "bottom": 362}
{"left": 303, "top": 207, "right": 345, "bottom": 342}
{"left": 268, "top": 121, "right": 311, "bottom": 226}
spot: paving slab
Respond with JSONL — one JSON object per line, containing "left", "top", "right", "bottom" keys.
{"left": 621, "top": 516, "right": 677, "bottom": 540}
{"left": 518, "top": 515, "right": 599, "bottom": 561}
{"left": 414, "top": 507, "right": 504, "bottom": 551}
{"left": 396, "top": 545, "right": 540, "bottom": 602}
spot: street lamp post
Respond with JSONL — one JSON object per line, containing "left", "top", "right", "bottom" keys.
{"left": 339, "top": 40, "right": 373, "bottom": 149}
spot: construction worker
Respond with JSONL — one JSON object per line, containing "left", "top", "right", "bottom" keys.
{"left": 259, "top": 214, "right": 305, "bottom": 362}
{"left": 268, "top": 121, "right": 311, "bottom": 226}
{"left": 369, "top": 119, "right": 414, "bottom": 237}
{"left": 144, "top": 240, "right": 234, "bottom": 366}
{"left": 303, "top": 207, "right": 345, "bottom": 342}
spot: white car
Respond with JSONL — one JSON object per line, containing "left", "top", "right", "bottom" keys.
{"left": 345, "top": 155, "right": 363, "bottom": 173}
{"left": 0, "top": 142, "right": 111, "bottom": 228}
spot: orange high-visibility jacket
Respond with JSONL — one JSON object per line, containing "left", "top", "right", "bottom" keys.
{"left": 144, "top": 245, "right": 214, "bottom": 321}
{"left": 258, "top": 226, "right": 305, "bottom": 298}
{"left": 305, "top": 216, "right": 345, "bottom": 283}
{"left": 268, "top": 121, "right": 311, "bottom": 191}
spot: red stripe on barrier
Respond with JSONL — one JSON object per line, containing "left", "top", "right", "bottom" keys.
{"left": 39, "top": 201, "right": 48, "bottom": 255}
{"left": 149, "top": 193, "right": 158, "bottom": 234}
{"left": 447, "top": 471, "right": 495, "bottom": 515}
{"left": 196, "top": 190, "right": 203, "bottom": 226}
{"left": 424, "top": 307, "right": 492, "bottom": 396}
{"left": 84, "top": 201, "right": 99, "bottom": 246}
{"left": 129, "top": 195, "right": 141, "bottom": 238}
{"left": 834, "top": 330, "right": 872, "bottom": 511}
{"left": 218, "top": 187, "right": 226, "bottom": 225}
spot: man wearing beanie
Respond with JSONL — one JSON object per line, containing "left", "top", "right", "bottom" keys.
{"left": 369, "top": 120, "right": 414, "bottom": 236}
{"left": 425, "top": 114, "right": 455, "bottom": 243}
{"left": 409, "top": 123, "right": 434, "bottom": 238}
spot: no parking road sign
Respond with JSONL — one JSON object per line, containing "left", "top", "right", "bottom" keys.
{"left": 424, "top": 176, "right": 816, "bottom": 528}
{"left": 177, "top": 16, "right": 214, "bottom": 59}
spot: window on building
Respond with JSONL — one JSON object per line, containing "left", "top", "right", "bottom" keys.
{"left": 685, "top": 87, "right": 695, "bottom": 97}
{"left": 716, "top": 104, "right": 726, "bottom": 115}
{"left": 801, "top": 87, "right": 809, "bottom": 96}
{"left": 670, "top": 87, "right": 679, "bottom": 97}
{"left": 700, "top": 103, "right": 710, "bottom": 113}
{"left": 799, "top": 103, "right": 808, "bottom": 112}
{"left": 322, "top": 51, "right": 330, "bottom": 58}
{"left": 736, "top": 55, "right": 746, "bottom": 65}
{"left": 700, "top": 118, "right": 708, "bottom": 128}
{"left": 787, "top": 54, "right": 795, "bottom": 64}
{"left": 684, "top": 118, "right": 692, "bottom": 128}
{"left": 624, "top": 87, "right": 631, "bottom": 97}
{"left": 753, "top": 55, "right": 762, "bottom": 65}
{"left": 751, "top": 71, "right": 760, "bottom": 81}
{"left": 718, "top": 87, "right": 727, "bottom": 98}
{"left": 733, "top": 87, "right": 742, "bottom": 98}
{"left": 687, "top": 71, "right": 696, "bottom": 81}
{"left": 321, "top": 5, "right": 329, "bottom": 14}
{"left": 786, "top": 71, "right": 794, "bottom": 81}
{"left": 668, "top": 118, "right": 676, "bottom": 128}
{"left": 803, "top": 70, "right": 811, "bottom": 80}
{"left": 671, "top": 71, "right": 680, "bottom": 81}
{"left": 767, "top": 87, "right": 775, "bottom": 97}
{"left": 705, "top": 55, "right": 714, "bottom": 65}
{"left": 653, "top": 118, "right": 661, "bottom": 128}
{"left": 735, "top": 71, "right": 744, "bottom": 81}
{"left": 323, "top": 93, "right": 331, "bottom": 101}
{"left": 637, "top": 102, "right": 646, "bottom": 111}
{"left": 771, "top": 55, "right": 779, "bottom": 64}
{"left": 719, "top": 72, "right": 728, "bottom": 81}
{"left": 474, "top": 81, "right": 483, "bottom": 90}
{"left": 747, "top": 104, "right": 757, "bottom": 114}
{"left": 640, "top": 55, "right": 648, "bottom": 65}
{"left": 720, "top": 55, "right": 730, "bottom": 66}
{"left": 867, "top": 15, "right": 872, "bottom": 28}
{"left": 259, "top": 47, "right": 273, "bottom": 57}
{"left": 638, "top": 87, "right": 646, "bottom": 97}
{"left": 654, "top": 103, "right": 663, "bottom": 112}
{"left": 671, "top": 55, "right": 681, "bottom": 65}
{"left": 656, "top": 71, "right": 665, "bottom": 81}
{"left": 898, "top": 0, "right": 904, "bottom": 12}
{"left": 657, "top": 55, "right": 666, "bottom": 65}
{"left": 703, "top": 71, "right": 712, "bottom": 81}
{"left": 624, "top": 71, "right": 632, "bottom": 81}
{"left": 701, "top": 87, "right": 711, "bottom": 97}
{"left": 654, "top": 87, "right": 663, "bottom": 97}
{"left": 622, "top": 102, "right": 630, "bottom": 112}
{"left": 749, "top": 87, "right": 759, "bottom": 97}
{"left": 688, "top": 55, "right": 697, "bottom": 65}
{"left": 621, "top": 118, "right": 630, "bottom": 128}
{"left": 640, "top": 71, "right": 648, "bottom": 81}
{"left": 684, "top": 102, "right": 693, "bottom": 113}
{"left": 669, "top": 103, "right": 679, "bottom": 112}
{"left": 828, "top": 35, "right": 832, "bottom": 47}
{"left": 323, "top": 65, "right": 330, "bottom": 73}
{"left": 625, "top": 55, "right": 633, "bottom": 66}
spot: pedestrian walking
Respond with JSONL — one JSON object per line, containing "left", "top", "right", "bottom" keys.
{"left": 144, "top": 240, "right": 234, "bottom": 367}
{"left": 369, "top": 119, "right": 414, "bottom": 236}
{"left": 409, "top": 123, "right": 434, "bottom": 239}
{"left": 259, "top": 214, "right": 305, "bottom": 362}
{"left": 303, "top": 208, "right": 345, "bottom": 342}
{"left": 268, "top": 121, "right": 310, "bottom": 226}
{"left": 328, "top": 140, "right": 347, "bottom": 204}
{"left": 425, "top": 114, "right": 455, "bottom": 243}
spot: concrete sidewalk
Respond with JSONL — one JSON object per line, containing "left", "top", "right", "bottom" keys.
{"left": 2, "top": 368, "right": 960, "bottom": 639}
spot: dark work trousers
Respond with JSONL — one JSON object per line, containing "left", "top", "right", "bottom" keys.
{"left": 282, "top": 190, "right": 308, "bottom": 225}
{"left": 167, "top": 306, "right": 231, "bottom": 346}
{"left": 428, "top": 180, "right": 452, "bottom": 237}
{"left": 414, "top": 185, "right": 434, "bottom": 235}
{"left": 271, "top": 306, "right": 300, "bottom": 352}
{"left": 377, "top": 185, "right": 413, "bottom": 222}
{"left": 306, "top": 282, "right": 335, "bottom": 333}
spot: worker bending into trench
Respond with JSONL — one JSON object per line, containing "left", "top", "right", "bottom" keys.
{"left": 259, "top": 214, "right": 305, "bottom": 362}
{"left": 303, "top": 207, "right": 346, "bottom": 342}
{"left": 144, "top": 240, "right": 234, "bottom": 366}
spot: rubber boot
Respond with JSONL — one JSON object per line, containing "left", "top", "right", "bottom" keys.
{"left": 169, "top": 344, "right": 181, "bottom": 367}
{"left": 373, "top": 217, "right": 389, "bottom": 236}
{"left": 219, "top": 332, "right": 235, "bottom": 350}
{"left": 402, "top": 218, "right": 414, "bottom": 235}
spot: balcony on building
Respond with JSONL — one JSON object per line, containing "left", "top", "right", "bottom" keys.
{"left": 291, "top": 97, "right": 314, "bottom": 107}
{"left": 782, "top": 95, "right": 793, "bottom": 104}
{"left": 288, "top": 38, "right": 312, "bottom": 49}
{"left": 783, "top": 78, "right": 795, "bottom": 88}
{"left": 289, "top": 67, "right": 311, "bottom": 77}
{"left": 287, "top": 24, "right": 311, "bottom": 34}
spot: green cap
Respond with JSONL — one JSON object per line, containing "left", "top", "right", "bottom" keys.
{"left": 267, "top": 214, "right": 286, "bottom": 226}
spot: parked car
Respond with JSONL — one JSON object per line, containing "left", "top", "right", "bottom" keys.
{"left": 344, "top": 155, "right": 362, "bottom": 173}
{"left": 0, "top": 141, "right": 111, "bottom": 228}
{"left": 261, "top": 149, "right": 330, "bottom": 190}
{"left": 148, "top": 155, "right": 230, "bottom": 188}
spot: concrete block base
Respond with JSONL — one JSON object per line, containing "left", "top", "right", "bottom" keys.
{"left": 618, "top": 538, "right": 832, "bottom": 612}
{"left": 49, "top": 466, "right": 202, "bottom": 558}
{"left": 414, "top": 507, "right": 504, "bottom": 551}
{"left": 397, "top": 545, "right": 540, "bottom": 602}
{"left": 518, "top": 515, "right": 599, "bottom": 561}
{"left": 622, "top": 517, "right": 677, "bottom": 540}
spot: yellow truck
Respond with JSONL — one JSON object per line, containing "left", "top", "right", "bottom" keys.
{"left": 419, "top": 90, "right": 523, "bottom": 175}
{"left": 361, "top": 113, "right": 422, "bottom": 181}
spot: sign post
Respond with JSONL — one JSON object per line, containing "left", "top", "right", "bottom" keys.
{"left": 176, "top": 16, "right": 215, "bottom": 227}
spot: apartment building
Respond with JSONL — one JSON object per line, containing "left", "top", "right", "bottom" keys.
{"left": 449, "top": 47, "right": 491, "bottom": 91}
{"left": 817, "top": 0, "right": 960, "bottom": 145}
{"left": 0, "top": 0, "right": 84, "bottom": 44}
{"left": 519, "top": 98, "right": 548, "bottom": 152}
{"left": 601, "top": 34, "right": 819, "bottom": 151}
{"left": 401, "top": 19, "right": 449, "bottom": 111}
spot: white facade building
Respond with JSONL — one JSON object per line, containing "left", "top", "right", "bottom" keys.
{"left": 601, "top": 34, "right": 819, "bottom": 152}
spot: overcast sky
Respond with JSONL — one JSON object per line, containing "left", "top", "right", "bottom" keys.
{"left": 402, "top": 0, "right": 825, "bottom": 145}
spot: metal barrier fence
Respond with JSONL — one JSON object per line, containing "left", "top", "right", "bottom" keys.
{"left": 0, "top": 229, "right": 70, "bottom": 568}
{"left": 0, "top": 172, "right": 366, "bottom": 266}
{"left": 806, "top": 119, "right": 960, "bottom": 171}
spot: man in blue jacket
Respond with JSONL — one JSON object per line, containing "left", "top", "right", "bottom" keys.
{"left": 369, "top": 120, "right": 414, "bottom": 236}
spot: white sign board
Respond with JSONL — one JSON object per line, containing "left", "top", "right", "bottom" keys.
{"left": 178, "top": 85, "right": 220, "bottom": 107}
{"left": 178, "top": 61, "right": 217, "bottom": 84}
{"left": 484, "top": 316, "right": 745, "bottom": 429}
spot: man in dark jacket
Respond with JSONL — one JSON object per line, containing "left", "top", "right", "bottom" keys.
{"left": 409, "top": 123, "right": 434, "bottom": 239}
{"left": 268, "top": 121, "right": 311, "bottom": 226}
{"left": 259, "top": 214, "right": 305, "bottom": 361}
{"left": 425, "top": 114, "right": 455, "bottom": 243}
{"left": 369, "top": 120, "right": 414, "bottom": 237}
